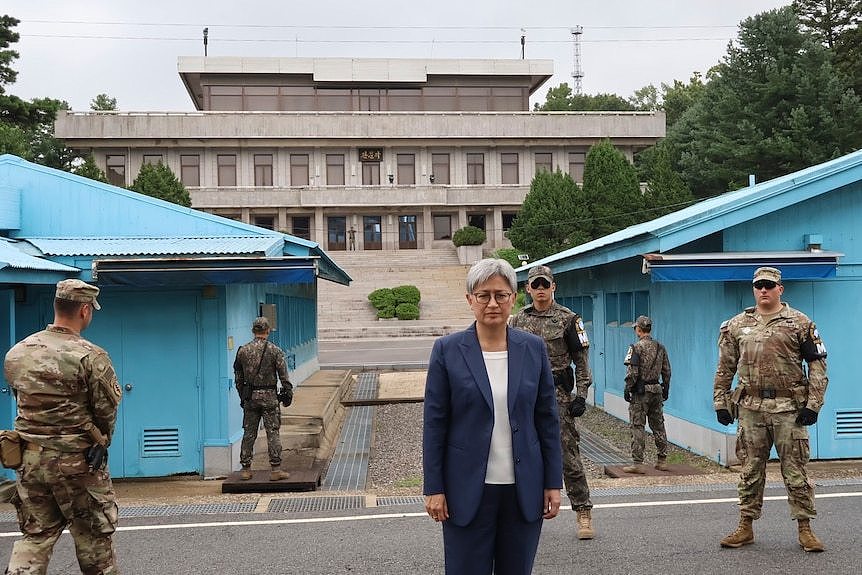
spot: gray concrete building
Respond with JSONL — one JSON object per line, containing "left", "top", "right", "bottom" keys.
{"left": 56, "top": 57, "right": 665, "bottom": 252}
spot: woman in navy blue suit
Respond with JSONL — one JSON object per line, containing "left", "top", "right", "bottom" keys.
{"left": 423, "top": 258, "right": 563, "bottom": 575}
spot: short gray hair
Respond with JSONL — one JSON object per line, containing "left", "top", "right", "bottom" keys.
{"left": 466, "top": 258, "right": 517, "bottom": 293}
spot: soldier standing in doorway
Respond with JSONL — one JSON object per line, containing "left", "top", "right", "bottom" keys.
{"left": 510, "top": 265, "right": 595, "bottom": 540}
{"left": 348, "top": 227, "right": 357, "bottom": 251}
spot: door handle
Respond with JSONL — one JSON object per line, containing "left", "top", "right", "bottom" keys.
{"left": 125, "top": 384, "right": 133, "bottom": 392}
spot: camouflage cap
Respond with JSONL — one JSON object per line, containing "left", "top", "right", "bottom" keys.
{"left": 55, "top": 279, "right": 101, "bottom": 310}
{"left": 634, "top": 315, "right": 652, "bottom": 330}
{"left": 252, "top": 316, "right": 270, "bottom": 333}
{"left": 527, "top": 265, "right": 554, "bottom": 283}
{"left": 753, "top": 266, "right": 782, "bottom": 284}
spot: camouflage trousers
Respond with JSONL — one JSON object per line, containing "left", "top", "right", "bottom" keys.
{"left": 556, "top": 388, "right": 592, "bottom": 510}
{"left": 628, "top": 391, "right": 667, "bottom": 463}
{"left": 240, "top": 389, "right": 283, "bottom": 468}
{"left": 8, "top": 446, "right": 119, "bottom": 575}
{"left": 735, "top": 407, "right": 815, "bottom": 520}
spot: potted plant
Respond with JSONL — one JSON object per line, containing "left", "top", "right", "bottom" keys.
{"left": 452, "top": 225, "right": 486, "bottom": 264}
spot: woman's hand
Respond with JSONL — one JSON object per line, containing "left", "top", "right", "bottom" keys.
{"left": 542, "top": 489, "right": 561, "bottom": 519}
{"left": 425, "top": 493, "right": 449, "bottom": 523}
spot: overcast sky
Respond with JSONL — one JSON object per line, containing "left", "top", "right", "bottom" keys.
{"left": 4, "top": 0, "right": 790, "bottom": 111}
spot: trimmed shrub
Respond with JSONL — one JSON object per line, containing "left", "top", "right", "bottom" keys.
{"left": 392, "top": 285, "right": 421, "bottom": 305}
{"left": 452, "top": 225, "right": 486, "bottom": 246}
{"left": 490, "top": 247, "right": 522, "bottom": 269}
{"left": 377, "top": 306, "right": 396, "bottom": 319}
{"left": 368, "top": 288, "right": 396, "bottom": 310}
{"left": 395, "top": 302, "right": 420, "bottom": 320}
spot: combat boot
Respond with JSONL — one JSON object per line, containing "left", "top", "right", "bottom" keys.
{"left": 576, "top": 508, "right": 594, "bottom": 540}
{"left": 654, "top": 459, "right": 669, "bottom": 471}
{"left": 622, "top": 464, "right": 645, "bottom": 474}
{"left": 720, "top": 516, "right": 754, "bottom": 548}
{"left": 270, "top": 468, "right": 291, "bottom": 481}
{"left": 239, "top": 467, "right": 252, "bottom": 480}
{"left": 797, "top": 519, "right": 825, "bottom": 552}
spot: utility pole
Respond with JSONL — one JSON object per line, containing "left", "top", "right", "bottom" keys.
{"left": 571, "top": 26, "right": 583, "bottom": 95}
{"left": 203, "top": 27, "right": 209, "bottom": 57}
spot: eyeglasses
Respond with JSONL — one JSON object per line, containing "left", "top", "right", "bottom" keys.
{"left": 529, "top": 278, "right": 551, "bottom": 289}
{"left": 472, "top": 292, "right": 513, "bottom": 304}
{"left": 753, "top": 280, "right": 779, "bottom": 290}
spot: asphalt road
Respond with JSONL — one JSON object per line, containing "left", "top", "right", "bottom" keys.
{"left": 319, "top": 337, "right": 435, "bottom": 369}
{"left": 2, "top": 484, "right": 859, "bottom": 574}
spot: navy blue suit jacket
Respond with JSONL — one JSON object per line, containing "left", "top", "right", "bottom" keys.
{"left": 423, "top": 323, "right": 562, "bottom": 527}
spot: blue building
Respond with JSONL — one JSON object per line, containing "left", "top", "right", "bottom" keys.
{"left": 0, "top": 154, "right": 350, "bottom": 478}
{"left": 517, "top": 150, "right": 862, "bottom": 464}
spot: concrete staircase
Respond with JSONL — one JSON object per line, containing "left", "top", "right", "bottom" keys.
{"left": 318, "top": 247, "right": 477, "bottom": 339}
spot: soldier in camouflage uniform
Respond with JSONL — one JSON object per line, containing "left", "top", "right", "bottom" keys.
{"left": 4, "top": 279, "right": 122, "bottom": 574}
{"left": 713, "top": 267, "right": 828, "bottom": 552}
{"left": 622, "top": 315, "right": 671, "bottom": 474}
{"left": 234, "top": 317, "right": 292, "bottom": 481}
{"left": 510, "top": 265, "right": 595, "bottom": 540}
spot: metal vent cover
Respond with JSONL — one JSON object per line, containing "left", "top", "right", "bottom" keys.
{"left": 142, "top": 427, "right": 180, "bottom": 457}
{"left": 835, "top": 410, "right": 862, "bottom": 436}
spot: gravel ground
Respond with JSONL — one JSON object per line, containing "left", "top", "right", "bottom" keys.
{"left": 367, "top": 402, "right": 733, "bottom": 496}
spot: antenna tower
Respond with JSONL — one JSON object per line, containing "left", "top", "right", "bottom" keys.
{"left": 571, "top": 26, "right": 584, "bottom": 95}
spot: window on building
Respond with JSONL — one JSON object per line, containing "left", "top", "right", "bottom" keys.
{"left": 180, "top": 155, "right": 200, "bottom": 186}
{"left": 502, "top": 212, "right": 517, "bottom": 231}
{"left": 397, "top": 154, "right": 415, "bottom": 185}
{"left": 634, "top": 290, "right": 650, "bottom": 320}
{"left": 254, "top": 154, "right": 274, "bottom": 186}
{"left": 359, "top": 89, "right": 381, "bottom": 111}
{"left": 326, "top": 154, "right": 345, "bottom": 185}
{"left": 387, "top": 88, "right": 422, "bottom": 111}
{"left": 423, "top": 87, "right": 457, "bottom": 111}
{"left": 142, "top": 154, "right": 162, "bottom": 166}
{"left": 245, "top": 86, "right": 279, "bottom": 110}
{"left": 362, "top": 162, "right": 380, "bottom": 185}
{"left": 568, "top": 151, "right": 586, "bottom": 182}
{"left": 217, "top": 154, "right": 237, "bottom": 187}
{"left": 492, "top": 87, "right": 526, "bottom": 111}
{"left": 254, "top": 215, "right": 275, "bottom": 230}
{"left": 292, "top": 216, "right": 311, "bottom": 239}
{"left": 433, "top": 215, "right": 452, "bottom": 240}
{"left": 535, "top": 152, "right": 553, "bottom": 174}
{"left": 209, "top": 86, "right": 243, "bottom": 111}
{"left": 290, "top": 154, "right": 309, "bottom": 186}
{"left": 468, "top": 214, "right": 486, "bottom": 231}
{"left": 501, "top": 153, "right": 519, "bottom": 184}
{"left": 467, "top": 153, "right": 485, "bottom": 185}
{"left": 282, "top": 87, "right": 315, "bottom": 111}
{"left": 431, "top": 153, "right": 450, "bottom": 184}
{"left": 318, "top": 89, "right": 352, "bottom": 111}
{"left": 106, "top": 154, "right": 126, "bottom": 187}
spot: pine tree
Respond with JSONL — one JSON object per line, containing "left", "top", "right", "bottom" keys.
{"left": 581, "top": 140, "right": 642, "bottom": 238}
{"left": 129, "top": 162, "right": 191, "bottom": 207}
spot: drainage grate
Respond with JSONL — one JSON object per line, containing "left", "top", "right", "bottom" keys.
{"left": 268, "top": 495, "right": 365, "bottom": 513}
{"left": 354, "top": 372, "right": 379, "bottom": 401}
{"left": 378, "top": 495, "right": 425, "bottom": 507}
{"left": 120, "top": 502, "right": 256, "bottom": 517}
{"left": 579, "top": 427, "right": 630, "bottom": 465}
{"left": 321, "top": 405, "right": 374, "bottom": 491}
{"left": 0, "top": 512, "right": 15, "bottom": 523}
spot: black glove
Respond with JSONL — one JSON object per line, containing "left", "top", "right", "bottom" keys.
{"left": 569, "top": 396, "right": 586, "bottom": 418}
{"left": 716, "top": 409, "right": 734, "bottom": 426}
{"left": 796, "top": 407, "right": 818, "bottom": 426}
{"left": 278, "top": 388, "right": 293, "bottom": 407}
{"left": 624, "top": 389, "right": 632, "bottom": 403}
{"left": 85, "top": 444, "right": 108, "bottom": 471}
{"left": 662, "top": 384, "right": 669, "bottom": 401}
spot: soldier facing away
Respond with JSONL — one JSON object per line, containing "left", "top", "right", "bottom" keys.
{"left": 622, "top": 315, "right": 671, "bottom": 474}
{"left": 234, "top": 316, "right": 293, "bottom": 481}
{"left": 510, "top": 265, "right": 595, "bottom": 540}
{"left": 713, "top": 266, "right": 828, "bottom": 552}
{"left": 4, "top": 279, "right": 122, "bottom": 574}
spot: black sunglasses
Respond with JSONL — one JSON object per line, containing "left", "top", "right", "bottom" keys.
{"left": 530, "top": 278, "right": 551, "bottom": 289}
{"left": 753, "top": 280, "right": 779, "bottom": 290}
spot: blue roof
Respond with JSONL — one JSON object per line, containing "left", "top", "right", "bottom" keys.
{"left": 29, "top": 236, "right": 283, "bottom": 257}
{"left": 0, "top": 238, "right": 79, "bottom": 272}
{"left": 518, "top": 149, "right": 862, "bottom": 279}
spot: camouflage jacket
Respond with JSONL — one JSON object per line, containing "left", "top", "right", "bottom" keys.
{"left": 624, "top": 336, "right": 671, "bottom": 395}
{"left": 4, "top": 325, "right": 121, "bottom": 451}
{"left": 234, "top": 337, "right": 291, "bottom": 392}
{"left": 511, "top": 301, "right": 592, "bottom": 398}
{"left": 712, "top": 303, "right": 828, "bottom": 414}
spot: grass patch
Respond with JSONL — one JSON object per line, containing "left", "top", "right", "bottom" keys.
{"left": 394, "top": 476, "right": 422, "bottom": 488}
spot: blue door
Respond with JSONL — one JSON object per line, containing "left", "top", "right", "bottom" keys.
{"left": 87, "top": 291, "right": 202, "bottom": 477}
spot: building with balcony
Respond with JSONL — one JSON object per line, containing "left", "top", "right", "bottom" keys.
{"left": 55, "top": 57, "right": 666, "bottom": 252}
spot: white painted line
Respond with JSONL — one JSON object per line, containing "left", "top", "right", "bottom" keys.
{"left": 0, "top": 491, "right": 859, "bottom": 538}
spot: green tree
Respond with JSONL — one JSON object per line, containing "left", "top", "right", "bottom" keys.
{"left": 72, "top": 155, "right": 108, "bottom": 183}
{"left": 629, "top": 84, "right": 659, "bottom": 111}
{"left": 507, "top": 170, "right": 590, "bottom": 260}
{"left": 0, "top": 15, "right": 19, "bottom": 93}
{"left": 668, "top": 7, "right": 862, "bottom": 197}
{"left": 90, "top": 93, "right": 118, "bottom": 111}
{"left": 660, "top": 72, "right": 709, "bottom": 129}
{"left": 642, "top": 142, "right": 694, "bottom": 219}
{"left": 0, "top": 120, "right": 27, "bottom": 156}
{"left": 129, "top": 161, "right": 192, "bottom": 207}
{"left": 793, "top": 0, "right": 860, "bottom": 48}
{"left": 535, "top": 83, "right": 636, "bottom": 111}
{"left": 581, "top": 140, "right": 642, "bottom": 238}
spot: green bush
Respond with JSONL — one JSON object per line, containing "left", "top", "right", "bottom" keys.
{"left": 491, "top": 248, "right": 522, "bottom": 269}
{"left": 368, "top": 288, "right": 396, "bottom": 310}
{"left": 377, "top": 306, "right": 396, "bottom": 319}
{"left": 392, "top": 285, "right": 421, "bottom": 305}
{"left": 395, "top": 303, "right": 420, "bottom": 320}
{"left": 452, "top": 225, "right": 486, "bottom": 246}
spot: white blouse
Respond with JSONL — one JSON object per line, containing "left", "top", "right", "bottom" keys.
{"left": 483, "top": 350, "right": 515, "bottom": 484}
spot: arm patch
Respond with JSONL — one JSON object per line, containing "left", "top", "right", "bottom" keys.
{"left": 800, "top": 323, "right": 827, "bottom": 361}
{"left": 624, "top": 345, "right": 639, "bottom": 366}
